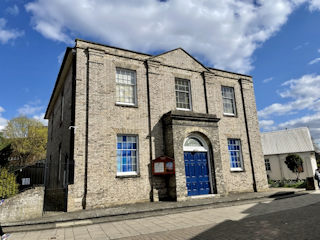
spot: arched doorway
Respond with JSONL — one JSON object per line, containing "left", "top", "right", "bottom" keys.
{"left": 183, "top": 135, "right": 212, "bottom": 196}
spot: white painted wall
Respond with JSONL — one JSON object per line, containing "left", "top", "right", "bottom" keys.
{"left": 265, "top": 152, "right": 317, "bottom": 180}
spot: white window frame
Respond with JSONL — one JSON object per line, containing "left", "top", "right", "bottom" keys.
{"left": 116, "top": 68, "right": 137, "bottom": 106}
{"left": 228, "top": 139, "right": 244, "bottom": 171}
{"left": 116, "top": 134, "right": 139, "bottom": 176}
{"left": 221, "top": 86, "right": 236, "bottom": 116}
{"left": 175, "top": 78, "right": 192, "bottom": 111}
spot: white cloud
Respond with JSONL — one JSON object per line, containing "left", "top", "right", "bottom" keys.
{"left": 0, "top": 106, "right": 8, "bottom": 131}
{"left": 258, "top": 74, "right": 320, "bottom": 118}
{"left": 260, "top": 113, "right": 320, "bottom": 148}
{"left": 0, "top": 18, "right": 24, "bottom": 44}
{"left": 17, "top": 104, "right": 43, "bottom": 116}
{"left": 293, "top": 41, "right": 309, "bottom": 50}
{"left": 281, "top": 74, "right": 320, "bottom": 99}
{"left": 259, "top": 120, "right": 274, "bottom": 129}
{"left": 6, "top": 5, "right": 19, "bottom": 16}
{"left": 33, "top": 113, "right": 48, "bottom": 126}
{"left": 25, "top": 0, "right": 320, "bottom": 73}
{"left": 309, "top": 57, "right": 320, "bottom": 65}
{"left": 277, "top": 113, "right": 320, "bottom": 147}
{"left": 259, "top": 74, "right": 320, "bottom": 147}
{"left": 307, "top": 0, "right": 320, "bottom": 10}
{"left": 57, "top": 51, "right": 65, "bottom": 64}
{"left": 262, "top": 77, "right": 273, "bottom": 83}
{"left": 278, "top": 113, "right": 320, "bottom": 129}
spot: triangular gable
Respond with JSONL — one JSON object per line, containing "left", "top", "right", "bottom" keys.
{"left": 149, "top": 48, "right": 208, "bottom": 72}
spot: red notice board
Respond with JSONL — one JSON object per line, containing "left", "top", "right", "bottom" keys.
{"left": 152, "top": 156, "right": 175, "bottom": 175}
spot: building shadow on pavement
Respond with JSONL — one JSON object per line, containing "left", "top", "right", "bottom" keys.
{"left": 191, "top": 192, "right": 320, "bottom": 240}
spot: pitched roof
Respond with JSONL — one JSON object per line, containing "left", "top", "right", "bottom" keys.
{"left": 261, "top": 127, "right": 315, "bottom": 155}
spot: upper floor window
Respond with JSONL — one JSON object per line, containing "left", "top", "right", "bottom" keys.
{"left": 175, "top": 78, "right": 191, "bottom": 110}
{"left": 222, "top": 86, "right": 236, "bottom": 116}
{"left": 117, "top": 135, "right": 138, "bottom": 175}
{"left": 265, "top": 158, "right": 271, "bottom": 171}
{"left": 116, "top": 68, "right": 136, "bottom": 105}
{"left": 228, "top": 139, "right": 243, "bottom": 171}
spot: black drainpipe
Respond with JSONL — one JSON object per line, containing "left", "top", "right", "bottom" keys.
{"left": 145, "top": 61, "right": 154, "bottom": 202}
{"left": 82, "top": 48, "right": 90, "bottom": 209}
{"left": 201, "top": 72, "right": 209, "bottom": 114}
{"left": 239, "top": 78, "right": 257, "bottom": 192}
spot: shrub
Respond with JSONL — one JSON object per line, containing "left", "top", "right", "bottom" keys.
{"left": 268, "top": 179, "right": 306, "bottom": 188}
{"left": 0, "top": 168, "right": 19, "bottom": 198}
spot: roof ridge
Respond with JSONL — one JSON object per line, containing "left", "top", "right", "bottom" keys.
{"left": 261, "top": 126, "right": 309, "bottom": 134}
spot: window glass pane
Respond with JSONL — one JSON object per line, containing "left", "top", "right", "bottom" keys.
{"left": 117, "top": 135, "right": 138, "bottom": 173}
{"left": 222, "top": 86, "right": 235, "bottom": 114}
{"left": 116, "top": 68, "right": 136, "bottom": 104}
{"left": 265, "top": 159, "right": 271, "bottom": 171}
{"left": 175, "top": 78, "right": 191, "bottom": 109}
{"left": 117, "top": 156, "right": 121, "bottom": 172}
{"left": 228, "top": 139, "right": 243, "bottom": 170}
{"left": 184, "top": 137, "right": 203, "bottom": 147}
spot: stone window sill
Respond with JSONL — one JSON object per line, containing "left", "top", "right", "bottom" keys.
{"left": 116, "top": 174, "right": 140, "bottom": 179}
{"left": 115, "top": 103, "right": 138, "bottom": 108}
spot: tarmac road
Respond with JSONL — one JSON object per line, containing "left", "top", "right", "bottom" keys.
{"left": 10, "top": 190, "right": 320, "bottom": 240}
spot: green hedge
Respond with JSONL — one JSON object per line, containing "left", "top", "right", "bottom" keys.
{"left": 268, "top": 179, "right": 306, "bottom": 188}
{"left": 0, "top": 168, "right": 19, "bottom": 198}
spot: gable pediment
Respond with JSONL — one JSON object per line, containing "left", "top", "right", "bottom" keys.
{"left": 150, "top": 48, "right": 208, "bottom": 72}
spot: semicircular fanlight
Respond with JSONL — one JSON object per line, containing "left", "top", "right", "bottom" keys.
{"left": 184, "top": 137, "right": 203, "bottom": 147}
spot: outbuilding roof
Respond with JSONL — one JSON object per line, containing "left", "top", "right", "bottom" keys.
{"left": 261, "top": 127, "right": 315, "bottom": 155}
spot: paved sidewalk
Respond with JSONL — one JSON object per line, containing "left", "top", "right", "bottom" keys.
{"left": 8, "top": 189, "right": 320, "bottom": 240}
{"left": 4, "top": 187, "right": 308, "bottom": 233}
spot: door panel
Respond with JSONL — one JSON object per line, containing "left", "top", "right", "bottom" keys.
{"left": 184, "top": 152, "right": 210, "bottom": 196}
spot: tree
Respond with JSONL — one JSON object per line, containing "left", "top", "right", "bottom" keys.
{"left": 2, "top": 117, "right": 48, "bottom": 166}
{"left": 0, "top": 132, "right": 8, "bottom": 150}
{"left": 285, "top": 154, "right": 304, "bottom": 180}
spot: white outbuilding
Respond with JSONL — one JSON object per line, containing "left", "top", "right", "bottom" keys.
{"left": 261, "top": 127, "right": 317, "bottom": 180}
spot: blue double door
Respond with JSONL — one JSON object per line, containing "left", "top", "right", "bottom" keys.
{"left": 184, "top": 152, "right": 211, "bottom": 196}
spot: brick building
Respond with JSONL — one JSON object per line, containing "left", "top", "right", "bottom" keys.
{"left": 44, "top": 39, "right": 268, "bottom": 212}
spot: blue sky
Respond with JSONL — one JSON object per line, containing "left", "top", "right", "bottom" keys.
{"left": 0, "top": 0, "right": 320, "bottom": 147}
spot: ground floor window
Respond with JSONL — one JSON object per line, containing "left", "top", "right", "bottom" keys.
{"left": 228, "top": 139, "right": 243, "bottom": 171}
{"left": 265, "top": 158, "right": 271, "bottom": 171}
{"left": 117, "top": 135, "right": 138, "bottom": 175}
